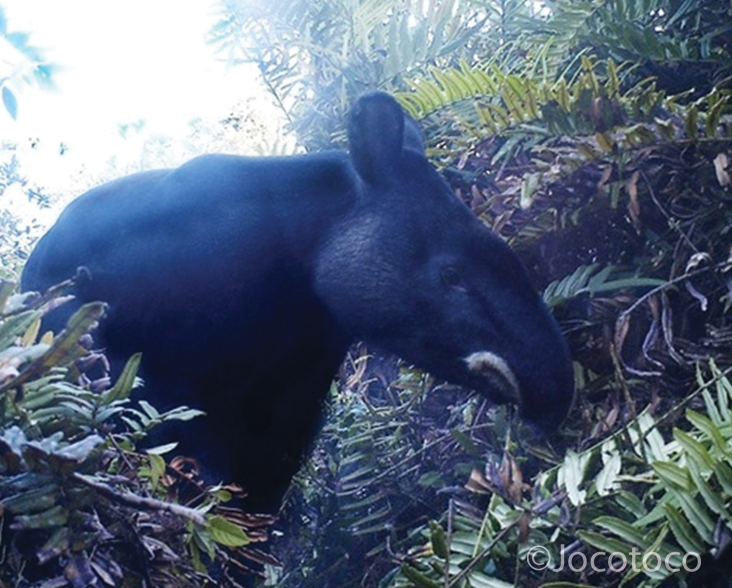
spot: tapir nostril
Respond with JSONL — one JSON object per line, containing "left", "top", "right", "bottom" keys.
{"left": 464, "top": 351, "right": 521, "bottom": 406}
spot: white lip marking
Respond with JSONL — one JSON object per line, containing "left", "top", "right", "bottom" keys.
{"left": 464, "top": 351, "right": 520, "bottom": 405}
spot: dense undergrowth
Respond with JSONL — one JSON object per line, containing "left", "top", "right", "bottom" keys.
{"left": 0, "top": 280, "right": 278, "bottom": 588}
{"left": 274, "top": 62, "right": 732, "bottom": 588}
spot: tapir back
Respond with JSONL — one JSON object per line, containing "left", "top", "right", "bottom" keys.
{"left": 24, "top": 153, "right": 356, "bottom": 362}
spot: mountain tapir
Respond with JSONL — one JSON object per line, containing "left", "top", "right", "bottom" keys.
{"left": 21, "top": 92, "right": 574, "bottom": 513}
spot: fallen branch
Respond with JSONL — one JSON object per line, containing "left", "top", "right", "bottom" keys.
{"left": 73, "top": 472, "right": 206, "bottom": 526}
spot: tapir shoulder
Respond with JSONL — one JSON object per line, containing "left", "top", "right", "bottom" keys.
{"left": 164, "top": 151, "right": 355, "bottom": 202}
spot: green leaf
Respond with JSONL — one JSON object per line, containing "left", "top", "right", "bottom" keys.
{"left": 606, "top": 58, "right": 620, "bottom": 97}
{"left": 401, "top": 563, "right": 441, "bottom": 588}
{"left": 625, "top": 410, "right": 665, "bottom": 462}
{"left": 9, "top": 504, "right": 68, "bottom": 529}
{"left": 138, "top": 400, "right": 160, "bottom": 420}
{"left": 540, "top": 582, "right": 593, "bottom": 588}
{"left": 543, "top": 264, "right": 599, "bottom": 307}
{"left": 0, "top": 302, "right": 107, "bottom": 393}
{"left": 595, "top": 132, "right": 614, "bottom": 152}
{"left": 191, "top": 522, "right": 216, "bottom": 562}
{"left": 429, "top": 521, "right": 449, "bottom": 559}
{"left": 450, "top": 429, "right": 481, "bottom": 456}
{"left": 147, "top": 453, "right": 166, "bottom": 489}
{"left": 593, "top": 516, "right": 647, "bottom": 548}
{"left": 713, "top": 461, "right": 732, "bottom": 495}
{"left": 639, "top": 526, "right": 677, "bottom": 581}
{"left": 2, "top": 484, "right": 59, "bottom": 514}
{"left": 417, "top": 471, "right": 445, "bottom": 489}
{"left": 706, "top": 94, "right": 727, "bottom": 138}
{"left": 710, "top": 360, "right": 732, "bottom": 420}
{"left": 701, "top": 387, "right": 723, "bottom": 426}
{"left": 558, "top": 449, "right": 590, "bottom": 506}
{"left": 2, "top": 85, "right": 17, "bottom": 119}
{"left": 596, "top": 439, "right": 621, "bottom": 496}
{"left": 652, "top": 461, "right": 691, "bottom": 490}
{"left": 101, "top": 353, "right": 142, "bottom": 404}
{"left": 349, "top": 505, "right": 392, "bottom": 534}
{"left": 158, "top": 405, "right": 205, "bottom": 422}
{"left": 56, "top": 435, "right": 104, "bottom": 463}
{"left": 688, "top": 463, "right": 731, "bottom": 523}
{"left": 588, "top": 277, "right": 667, "bottom": 294}
{"left": 668, "top": 488, "right": 715, "bottom": 543}
{"left": 37, "top": 527, "right": 70, "bottom": 566}
{"left": 338, "top": 463, "right": 376, "bottom": 486}
{"left": 146, "top": 442, "right": 178, "bottom": 456}
{"left": 674, "top": 429, "right": 714, "bottom": 471}
{"left": 0, "top": 309, "right": 43, "bottom": 349}
{"left": 206, "top": 515, "right": 250, "bottom": 547}
{"left": 685, "top": 410, "right": 728, "bottom": 456}
{"left": 684, "top": 105, "right": 698, "bottom": 138}
{"left": 468, "top": 572, "right": 515, "bottom": 588}
{"left": 577, "top": 530, "right": 632, "bottom": 555}
{"left": 340, "top": 490, "right": 387, "bottom": 511}
{"left": 520, "top": 172, "right": 542, "bottom": 209}
{"left": 614, "top": 490, "right": 647, "bottom": 518}
{"left": 661, "top": 503, "right": 705, "bottom": 554}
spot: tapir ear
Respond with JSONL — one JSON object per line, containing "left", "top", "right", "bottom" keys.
{"left": 348, "top": 92, "right": 405, "bottom": 185}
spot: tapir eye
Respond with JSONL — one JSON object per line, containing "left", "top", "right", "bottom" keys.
{"left": 440, "top": 266, "right": 465, "bottom": 290}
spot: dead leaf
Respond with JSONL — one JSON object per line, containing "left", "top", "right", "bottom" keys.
{"left": 626, "top": 170, "right": 641, "bottom": 232}
{"left": 597, "top": 164, "right": 613, "bottom": 197}
{"left": 465, "top": 467, "right": 492, "bottom": 494}
{"left": 714, "top": 152, "right": 730, "bottom": 186}
{"left": 685, "top": 251, "right": 712, "bottom": 272}
{"left": 499, "top": 450, "right": 523, "bottom": 505}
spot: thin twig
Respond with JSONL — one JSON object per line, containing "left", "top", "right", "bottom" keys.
{"left": 448, "top": 519, "right": 519, "bottom": 588}
{"left": 445, "top": 499, "right": 454, "bottom": 588}
{"left": 617, "top": 262, "right": 728, "bottom": 322}
{"left": 73, "top": 472, "right": 206, "bottom": 526}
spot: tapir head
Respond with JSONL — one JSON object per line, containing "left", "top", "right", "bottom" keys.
{"left": 316, "top": 93, "right": 574, "bottom": 433}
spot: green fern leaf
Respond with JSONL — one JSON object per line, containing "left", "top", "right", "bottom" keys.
{"left": 662, "top": 503, "right": 706, "bottom": 554}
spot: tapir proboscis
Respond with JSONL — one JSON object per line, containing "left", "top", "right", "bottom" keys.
{"left": 21, "top": 92, "right": 574, "bottom": 513}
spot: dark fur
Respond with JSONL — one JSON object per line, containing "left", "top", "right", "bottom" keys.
{"left": 21, "top": 93, "right": 574, "bottom": 513}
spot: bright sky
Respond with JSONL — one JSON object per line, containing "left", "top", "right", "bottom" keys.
{"left": 2, "top": 0, "right": 261, "bottom": 205}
